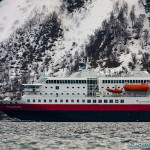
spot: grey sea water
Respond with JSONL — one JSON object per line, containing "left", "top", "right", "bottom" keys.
{"left": 0, "top": 121, "right": 150, "bottom": 150}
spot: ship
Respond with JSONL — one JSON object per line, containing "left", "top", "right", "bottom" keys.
{"left": 0, "top": 58, "right": 150, "bottom": 121}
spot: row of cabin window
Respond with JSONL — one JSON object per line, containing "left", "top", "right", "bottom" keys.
{"left": 27, "top": 99, "right": 124, "bottom": 103}
{"left": 46, "top": 80, "right": 87, "bottom": 84}
{"left": 45, "top": 86, "right": 86, "bottom": 89}
{"left": 102, "top": 80, "right": 149, "bottom": 84}
{"left": 40, "top": 93, "right": 86, "bottom": 95}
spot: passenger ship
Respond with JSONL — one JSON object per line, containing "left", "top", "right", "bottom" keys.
{"left": 0, "top": 59, "right": 150, "bottom": 121}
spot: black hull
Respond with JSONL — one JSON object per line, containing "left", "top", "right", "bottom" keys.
{"left": 2, "top": 110, "right": 150, "bottom": 122}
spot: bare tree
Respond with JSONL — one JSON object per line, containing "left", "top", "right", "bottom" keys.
{"left": 130, "top": 5, "right": 136, "bottom": 27}
{"left": 143, "top": 29, "right": 149, "bottom": 45}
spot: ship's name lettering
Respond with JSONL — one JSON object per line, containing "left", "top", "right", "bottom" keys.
{"left": 6, "top": 106, "right": 21, "bottom": 108}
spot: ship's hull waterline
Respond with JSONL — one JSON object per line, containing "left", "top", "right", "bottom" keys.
{"left": 3, "top": 110, "right": 150, "bottom": 122}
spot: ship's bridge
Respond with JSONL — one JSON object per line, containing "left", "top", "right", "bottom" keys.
{"left": 23, "top": 84, "right": 42, "bottom": 92}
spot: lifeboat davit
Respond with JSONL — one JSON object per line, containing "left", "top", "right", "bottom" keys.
{"left": 124, "top": 84, "right": 148, "bottom": 91}
{"left": 106, "top": 88, "right": 122, "bottom": 93}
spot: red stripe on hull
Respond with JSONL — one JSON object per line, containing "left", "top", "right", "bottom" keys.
{"left": 0, "top": 104, "right": 150, "bottom": 111}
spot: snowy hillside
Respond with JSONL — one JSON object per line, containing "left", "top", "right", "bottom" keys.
{"left": 0, "top": 0, "right": 150, "bottom": 99}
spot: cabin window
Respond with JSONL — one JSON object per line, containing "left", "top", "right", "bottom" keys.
{"left": 93, "top": 100, "right": 96, "bottom": 103}
{"left": 46, "top": 80, "right": 48, "bottom": 84}
{"left": 66, "top": 99, "right": 68, "bottom": 103}
{"left": 77, "top": 99, "right": 79, "bottom": 103}
{"left": 103, "top": 80, "right": 105, "bottom": 83}
{"left": 109, "top": 100, "right": 113, "bottom": 103}
{"left": 82, "top": 99, "right": 85, "bottom": 103}
{"left": 67, "top": 87, "right": 69, "bottom": 88}
{"left": 104, "top": 100, "right": 107, "bottom": 103}
{"left": 115, "top": 100, "right": 118, "bottom": 103}
{"left": 45, "top": 87, "right": 47, "bottom": 88}
{"left": 65, "top": 80, "right": 67, "bottom": 84}
{"left": 68, "top": 80, "right": 70, "bottom": 84}
{"left": 133, "top": 80, "right": 135, "bottom": 83}
{"left": 144, "top": 80, "right": 146, "bottom": 83}
{"left": 51, "top": 93, "right": 53, "bottom": 95}
{"left": 130, "top": 80, "right": 132, "bottom": 83}
{"left": 38, "top": 99, "right": 41, "bottom": 102}
{"left": 51, "top": 87, "right": 53, "bottom": 88}
{"left": 79, "top": 80, "right": 81, "bottom": 84}
{"left": 72, "top": 93, "right": 74, "bottom": 95}
{"left": 83, "top": 87, "right": 85, "bottom": 88}
{"left": 98, "top": 100, "right": 102, "bottom": 103}
{"left": 141, "top": 80, "right": 143, "bottom": 83}
{"left": 60, "top": 99, "right": 63, "bottom": 103}
{"left": 67, "top": 93, "right": 69, "bottom": 95}
{"left": 49, "top": 99, "right": 52, "bottom": 102}
{"left": 71, "top": 100, "right": 74, "bottom": 103}
{"left": 108, "top": 80, "right": 110, "bottom": 84}
{"left": 111, "top": 80, "right": 113, "bottom": 83}
{"left": 122, "top": 80, "right": 124, "bottom": 83}
{"left": 33, "top": 99, "right": 35, "bottom": 102}
{"left": 40, "top": 93, "right": 42, "bottom": 95}
{"left": 72, "top": 87, "right": 74, "bottom": 88}
{"left": 61, "top": 93, "right": 63, "bottom": 95}
{"left": 27, "top": 99, "right": 30, "bottom": 102}
{"left": 55, "top": 99, "right": 57, "bottom": 103}
{"left": 56, "top": 86, "right": 59, "bottom": 90}
{"left": 87, "top": 100, "right": 91, "bottom": 103}
{"left": 119, "top": 80, "right": 121, "bottom": 83}
{"left": 77, "top": 93, "right": 80, "bottom": 95}
{"left": 76, "top": 80, "right": 79, "bottom": 84}
{"left": 54, "top": 80, "right": 56, "bottom": 84}
{"left": 44, "top": 99, "right": 46, "bottom": 103}
{"left": 45, "top": 93, "right": 47, "bottom": 95}
{"left": 105, "top": 80, "right": 107, "bottom": 84}
{"left": 120, "top": 99, "right": 124, "bottom": 103}
{"left": 83, "top": 93, "right": 85, "bottom": 95}
{"left": 136, "top": 80, "right": 138, "bottom": 83}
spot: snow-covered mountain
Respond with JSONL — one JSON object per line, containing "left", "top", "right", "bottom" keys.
{"left": 0, "top": 0, "right": 150, "bottom": 99}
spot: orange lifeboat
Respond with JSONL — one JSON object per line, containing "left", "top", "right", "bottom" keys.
{"left": 106, "top": 88, "right": 122, "bottom": 93}
{"left": 124, "top": 84, "right": 148, "bottom": 91}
